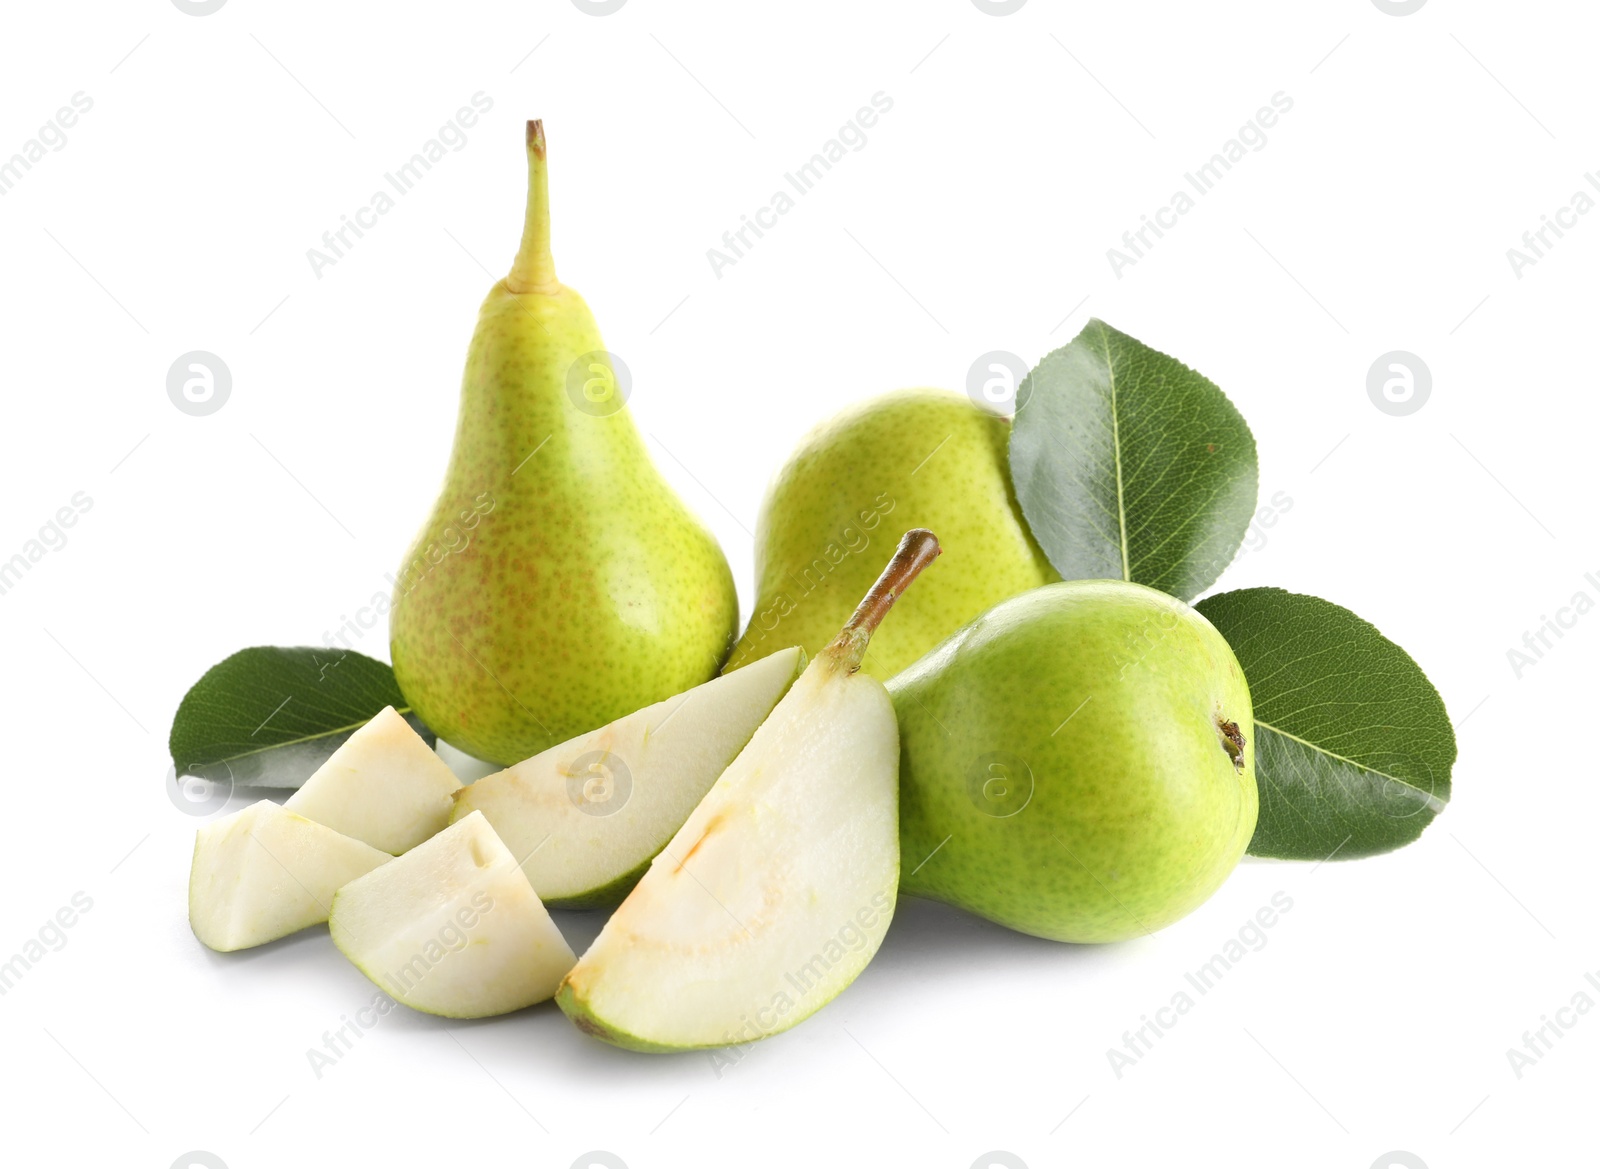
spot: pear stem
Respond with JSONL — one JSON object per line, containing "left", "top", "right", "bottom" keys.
{"left": 826, "top": 529, "right": 942, "bottom": 672}
{"left": 506, "top": 119, "right": 559, "bottom": 294}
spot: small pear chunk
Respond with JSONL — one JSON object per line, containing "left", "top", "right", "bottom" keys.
{"left": 189, "top": 800, "right": 390, "bottom": 953}
{"left": 330, "top": 811, "right": 575, "bottom": 1018}
{"left": 558, "top": 531, "right": 940, "bottom": 1051}
{"left": 454, "top": 646, "right": 804, "bottom": 908}
{"left": 286, "top": 706, "right": 462, "bottom": 855}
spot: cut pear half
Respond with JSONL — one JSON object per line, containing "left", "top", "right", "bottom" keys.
{"left": 453, "top": 646, "right": 804, "bottom": 908}
{"left": 189, "top": 800, "right": 391, "bottom": 952}
{"left": 558, "top": 531, "right": 941, "bottom": 1051}
{"left": 285, "top": 705, "right": 462, "bottom": 855}
{"left": 329, "top": 811, "right": 576, "bottom": 1018}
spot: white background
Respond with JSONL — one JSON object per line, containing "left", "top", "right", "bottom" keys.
{"left": 0, "top": 1, "right": 1589, "bottom": 1166}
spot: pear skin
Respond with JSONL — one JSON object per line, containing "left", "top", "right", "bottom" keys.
{"left": 391, "top": 122, "right": 738, "bottom": 765}
{"left": 892, "top": 580, "right": 1257, "bottom": 943}
{"left": 725, "top": 389, "right": 1055, "bottom": 679}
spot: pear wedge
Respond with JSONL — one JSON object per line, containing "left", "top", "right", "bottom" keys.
{"left": 189, "top": 800, "right": 390, "bottom": 952}
{"left": 453, "top": 646, "right": 804, "bottom": 908}
{"left": 558, "top": 531, "right": 940, "bottom": 1051}
{"left": 285, "top": 706, "right": 462, "bottom": 855}
{"left": 329, "top": 812, "right": 575, "bottom": 1018}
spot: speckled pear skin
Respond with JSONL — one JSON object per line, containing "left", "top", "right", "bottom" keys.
{"left": 725, "top": 389, "right": 1056, "bottom": 679}
{"left": 390, "top": 124, "right": 737, "bottom": 767}
{"left": 890, "top": 580, "right": 1257, "bottom": 943}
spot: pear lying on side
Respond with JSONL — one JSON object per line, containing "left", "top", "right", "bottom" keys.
{"left": 558, "top": 530, "right": 941, "bottom": 1052}
{"left": 189, "top": 801, "right": 390, "bottom": 952}
{"left": 892, "top": 580, "right": 1257, "bottom": 943}
{"left": 330, "top": 812, "right": 575, "bottom": 1018}
{"left": 453, "top": 646, "right": 804, "bottom": 908}
{"left": 390, "top": 119, "right": 738, "bottom": 766}
{"left": 725, "top": 389, "right": 1055, "bottom": 679}
{"left": 285, "top": 706, "right": 462, "bottom": 854}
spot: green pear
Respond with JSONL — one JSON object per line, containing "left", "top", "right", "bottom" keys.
{"left": 189, "top": 801, "right": 390, "bottom": 952}
{"left": 558, "top": 531, "right": 941, "bottom": 1051}
{"left": 285, "top": 706, "right": 462, "bottom": 854}
{"left": 724, "top": 389, "right": 1055, "bottom": 680}
{"left": 330, "top": 812, "right": 575, "bottom": 1018}
{"left": 390, "top": 120, "right": 738, "bottom": 765}
{"left": 453, "top": 646, "right": 804, "bottom": 909}
{"left": 891, "top": 580, "right": 1256, "bottom": 943}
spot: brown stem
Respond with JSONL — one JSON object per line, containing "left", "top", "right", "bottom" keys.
{"left": 825, "top": 529, "right": 941, "bottom": 671}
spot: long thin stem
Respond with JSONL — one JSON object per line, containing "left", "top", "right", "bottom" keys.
{"left": 826, "top": 529, "right": 942, "bottom": 670}
{"left": 506, "top": 119, "right": 559, "bottom": 294}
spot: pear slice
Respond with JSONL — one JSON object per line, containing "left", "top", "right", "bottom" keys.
{"left": 189, "top": 800, "right": 391, "bottom": 952}
{"left": 558, "top": 531, "right": 941, "bottom": 1051}
{"left": 284, "top": 706, "right": 462, "bottom": 855}
{"left": 452, "top": 645, "right": 804, "bottom": 908}
{"left": 329, "top": 811, "right": 575, "bottom": 1018}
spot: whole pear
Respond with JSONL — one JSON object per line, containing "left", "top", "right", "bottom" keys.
{"left": 391, "top": 122, "right": 738, "bottom": 765}
{"left": 724, "top": 389, "right": 1055, "bottom": 679}
{"left": 891, "top": 580, "right": 1256, "bottom": 943}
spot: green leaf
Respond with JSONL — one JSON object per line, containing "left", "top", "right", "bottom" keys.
{"left": 169, "top": 647, "right": 433, "bottom": 788}
{"left": 1009, "top": 319, "right": 1258, "bottom": 601}
{"left": 1194, "top": 588, "right": 1455, "bottom": 860}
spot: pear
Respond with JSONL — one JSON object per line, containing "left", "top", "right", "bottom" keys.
{"left": 329, "top": 811, "right": 575, "bottom": 1018}
{"left": 724, "top": 389, "right": 1055, "bottom": 680}
{"left": 558, "top": 530, "right": 941, "bottom": 1051}
{"left": 284, "top": 706, "right": 462, "bottom": 854}
{"left": 390, "top": 120, "right": 739, "bottom": 766}
{"left": 453, "top": 646, "right": 804, "bottom": 908}
{"left": 189, "top": 800, "right": 390, "bottom": 952}
{"left": 892, "top": 581, "right": 1256, "bottom": 943}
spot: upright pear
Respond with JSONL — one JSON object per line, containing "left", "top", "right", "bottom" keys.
{"left": 391, "top": 121, "right": 739, "bottom": 765}
{"left": 725, "top": 389, "right": 1055, "bottom": 679}
{"left": 892, "top": 580, "right": 1257, "bottom": 943}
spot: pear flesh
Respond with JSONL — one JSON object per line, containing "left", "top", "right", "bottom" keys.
{"left": 189, "top": 800, "right": 390, "bottom": 952}
{"left": 390, "top": 120, "right": 737, "bottom": 766}
{"left": 453, "top": 646, "right": 804, "bottom": 908}
{"left": 725, "top": 389, "right": 1055, "bottom": 679}
{"left": 892, "top": 580, "right": 1257, "bottom": 943}
{"left": 559, "top": 531, "right": 941, "bottom": 1051}
{"left": 330, "top": 811, "right": 575, "bottom": 1018}
{"left": 558, "top": 654, "right": 899, "bottom": 1050}
{"left": 284, "top": 706, "right": 462, "bottom": 855}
